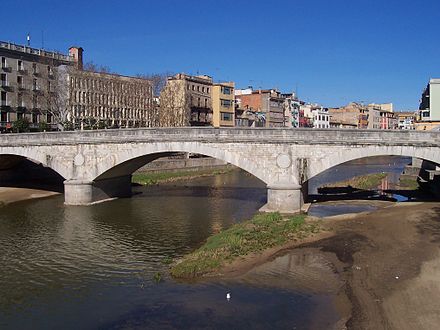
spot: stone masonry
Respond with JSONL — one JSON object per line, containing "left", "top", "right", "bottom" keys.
{"left": 1, "top": 128, "right": 440, "bottom": 213}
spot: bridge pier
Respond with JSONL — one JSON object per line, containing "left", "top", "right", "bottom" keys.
{"left": 64, "top": 175, "right": 132, "bottom": 205}
{"left": 260, "top": 183, "right": 303, "bottom": 214}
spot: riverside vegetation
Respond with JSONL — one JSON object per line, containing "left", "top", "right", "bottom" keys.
{"left": 132, "top": 168, "right": 232, "bottom": 185}
{"left": 323, "top": 172, "right": 387, "bottom": 190}
{"left": 171, "top": 212, "right": 322, "bottom": 278}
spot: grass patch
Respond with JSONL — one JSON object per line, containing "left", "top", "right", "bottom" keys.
{"left": 170, "top": 212, "right": 321, "bottom": 279}
{"left": 132, "top": 168, "right": 232, "bottom": 186}
{"left": 324, "top": 173, "right": 387, "bottom": 190}
{"left": 399, "top": 175, "right": 419, "bottom": 190}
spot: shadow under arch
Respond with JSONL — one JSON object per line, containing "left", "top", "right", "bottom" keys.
{"left": 0, "top": 154, "right": 65, "bottom": 193}
{"left": 93, "top": 143, "right": 270, "bottom": 184}
{"left": 87, "top": 148, "right": 268, "bottom": 206}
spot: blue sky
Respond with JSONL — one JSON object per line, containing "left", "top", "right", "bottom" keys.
{"left": 2, "top": 0, "right": 439, "bottom": 110}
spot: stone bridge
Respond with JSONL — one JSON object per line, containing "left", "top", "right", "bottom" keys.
{"left": 1, "top": 127, "right": 440, "bottom": 213}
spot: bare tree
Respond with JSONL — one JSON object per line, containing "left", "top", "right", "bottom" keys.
{"left": 159, "top": 79, "right": 191, "bottom": 127}
{"left": 83, "top": 61, "right": 112, "bottom": 74}
{"left": 136, "top": 72, "right": 171, "bottom": 97}
{"left": 42, "top": 65, "right": 73, "bottom": 131}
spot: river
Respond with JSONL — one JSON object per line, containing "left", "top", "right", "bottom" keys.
{"left": 0, "top": 156, "right": 411, "bottom": 329}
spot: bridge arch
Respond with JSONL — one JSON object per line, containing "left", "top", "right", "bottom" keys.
{"left": 0, "top": 151, "right": 68, "bottom": 180}
{"left": 308, "top": 145, "right": 440, "bottom": 181}
{"left": 93, "top": 142, "right": 270, "bottom": 184}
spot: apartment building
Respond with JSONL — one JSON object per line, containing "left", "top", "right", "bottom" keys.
{"left": 160, "top": 73, "right": 212, "bottom": 126}
{"left": 397, "top": 111, "right": 416, "bottom": 130}
{"left": 69, "top": 65, "right": 154, "bottom": 129}
{"left": 418, "top": 79, "right": 440, "bottom": 129}
{"left": 212, "top": 82, "right": 234, "bottom": 127}
{"left": 0, "top": 40, "right": 74, "bottom": 131}
{"left": 368, "top": 103, "right": 396, "bottom": 129}
{"left": 312, "top": 107, "right": 330, "bottom": 128}
{"left": 282, "top": 93, "right": 300, "bottom": 128}
{"left": 0, "top": 40, "right": 154, "bottom": 131}
{"left": 235, "top": 88, "right": 285, "bottom": 127}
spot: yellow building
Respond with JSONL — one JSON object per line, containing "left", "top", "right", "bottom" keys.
{"left": 211, "top": 82, "right": 235, "bottom": 127}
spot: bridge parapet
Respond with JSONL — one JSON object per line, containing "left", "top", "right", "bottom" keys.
{"left": 1, "top": 128, "right": 440, "bottom": 147}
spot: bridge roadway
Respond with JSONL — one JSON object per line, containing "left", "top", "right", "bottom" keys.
{"left": 1, "top": 127, "right": 440, "bottom": 213}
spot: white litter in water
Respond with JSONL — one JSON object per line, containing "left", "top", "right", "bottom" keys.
{"left": 226, "top": 293, "right": 231, "bottom": 301}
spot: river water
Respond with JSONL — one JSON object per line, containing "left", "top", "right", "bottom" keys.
{"left": 0, "top": 156, "right": 411, "bottom": 329}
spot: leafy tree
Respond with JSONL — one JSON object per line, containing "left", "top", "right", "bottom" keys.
{"left": 13, "top": 118, "right": 30, "bottom": 133}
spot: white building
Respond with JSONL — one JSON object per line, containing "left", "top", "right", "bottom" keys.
{"left": 312, "top": 107, "right": 330, "bottom": 128}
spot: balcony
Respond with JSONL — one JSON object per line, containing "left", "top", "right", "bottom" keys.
{"left": 18, "top": 67, "right": 27, "bottom": 74}
{"left": 0, "top": 81, "right": 14, "bottom": 91}
{"left": 0, "top": 100, "right": 11, "bottom": 109}
{"left": 1, "top": 64, "right": 11, "bottom": 72}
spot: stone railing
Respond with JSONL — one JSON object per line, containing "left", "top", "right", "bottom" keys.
{"left": 1, "top": 127, "right": 440, "bottom": 147}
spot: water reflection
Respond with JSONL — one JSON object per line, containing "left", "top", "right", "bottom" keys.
{"left": 1, "top": 170, "right": 341, "bottom": 329}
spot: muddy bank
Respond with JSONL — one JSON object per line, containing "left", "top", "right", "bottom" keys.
{"left": 0, "top": 187, "right": 59, "bottom": 206}
{"left": 294, "top": 202, "right": 440, "bottom": 329}
{"left": 207, "top": 201, "right": 440, "bottom": 329}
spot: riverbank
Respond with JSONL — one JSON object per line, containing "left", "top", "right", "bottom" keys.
{"left": 0, "top": 187, "right": 59, "bottom": 206}
{"left": 132, "top": 167, "right": 234, "bottom": 185}
{"left": 171, "top": 201, "right": 440, "bottom": 329}
{"left": 170, "top": 212, "right": 323, "bottom": 278}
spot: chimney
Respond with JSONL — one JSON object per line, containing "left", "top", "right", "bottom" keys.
{"left": 69, "top": 46, "right": 84, "bottom": 70}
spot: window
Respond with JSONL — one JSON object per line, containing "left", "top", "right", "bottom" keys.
{"left": 17, "top": 60, "right": 23, "bottom": 71}
{"left": 1, "top": 57, "right": 6, "bottom": 68}
{"left": 32, "top": 113, "right": 39, "bottom": 124}
{"left": 47, "top": 113, "right": 52, "bottom": 123}
{"left": 221, "top": 112, "right": 233, "bottom": 121}
{"left": 221, "top": 86, "right": 232, "bottom": 95}
{"left": 32, "top": 63, "right": 37, "bottom": 74}
{"left": 0, "top": 111, "right": 7, "bottom": 122}
{"left": 1, "top": 91, "right": 6, "bottom": 105}
{"left": 0, "top": 73, "right": 6, "bottom": 86}
{"left": 17, "top": 76, "right": 23, "bottom": 88}
{"left": 17, "top": 93, "right": 23, "bottom": 107}
{"left": 221, "top": 99, "right": 232, "bottom": 108}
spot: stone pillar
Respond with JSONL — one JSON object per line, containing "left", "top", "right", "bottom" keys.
{"left": 64, "top": 175, "right": 132, "bottom": 206}
{"left": 260, "top": 183, "right": 303, "bottom": 214}
{"left": 64, "top": 180, "right": 94, "bottom": 205}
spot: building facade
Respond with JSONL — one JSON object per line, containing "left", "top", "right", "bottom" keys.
{"left": 1, "top": 41, "right": 154, "bottom": 131}
{"left": 1, "top": 40, "right": 74, "bottom": 131}
{"left": 418, "top": 79, "right": 440, "bottom": 129}
{"left": 312, "top": 107, "right": 330, "bottom": 128}
{"left": 160, "top": 73, "right": 213, "bottom": 126}
{"left": 397, "top": 111, "right": 416, "bottom": 130}
{"left": 212, "top": 82, "right": 235, "bottom": 127}
{"left": 235, "top": 88, "right": 285, "bottom": 127}
{"left": 69, "top": 68, "right": 154, "bottom": 129}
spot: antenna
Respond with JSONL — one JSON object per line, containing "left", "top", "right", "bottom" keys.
{"left": 41, "top": 30, "right": 44, "bottom": 49}
{"left": 27, "top": 33, "right": 30, "bottom": 47}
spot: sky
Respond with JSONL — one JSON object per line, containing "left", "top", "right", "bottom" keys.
{"left": 2, "top": 0, "right": 440, "bottom": 110}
